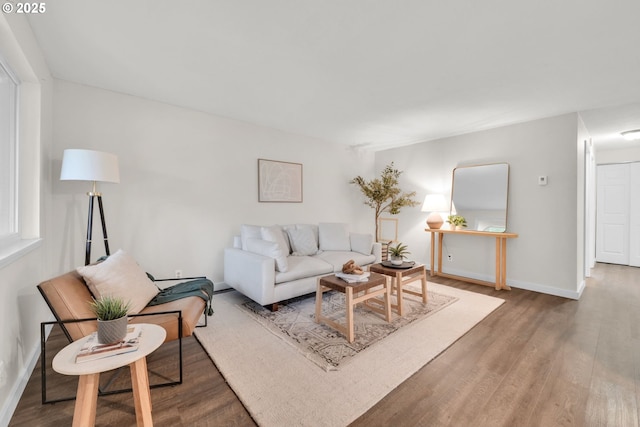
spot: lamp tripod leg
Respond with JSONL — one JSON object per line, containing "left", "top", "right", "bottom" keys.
{"left": 97, "top": 195, "right": 111, "bottom": 257}
{"left": 85, "top": 196, "right": 95, "bottom": 266}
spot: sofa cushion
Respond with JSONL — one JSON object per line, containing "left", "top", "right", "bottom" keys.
{"left": 260, "top": 225, "right": 290, "bottom": 272}
{"left": 287, "top": 226, "right": 319, "bottom": 256}
{"left": 246, "top": 237, "right": 288, "bottom": 272}
{"left": 319, "top": 223, "right": 350, "bottom": 251}
{"left": 274, "top": 255, "right": 333, "bottom": 284}
{"left": 240, "top": 224, "right": 262, "bottom": 251}
{"left": 76, "top": 249, "right": 159, "bottom": 315}
{"left": 350, "top": 233, "right": 374, "bottom": 255}
{"left": 313, "top": 251, "right": 376, "bottom": 272}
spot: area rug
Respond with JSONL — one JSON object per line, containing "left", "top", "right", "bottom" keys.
{"left": 240, "top": 285, "right": 458, "bottom": 371}
{"left": 194, "top": 282, "right": 504, "bottom": 427}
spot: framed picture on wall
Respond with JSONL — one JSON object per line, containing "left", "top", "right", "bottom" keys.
{"left": 258, "top": 159, "right": 303, "bottom": 202}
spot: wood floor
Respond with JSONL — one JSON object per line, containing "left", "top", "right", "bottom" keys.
{"left": 9, "top": 263, "right": 640, "bottom": 427}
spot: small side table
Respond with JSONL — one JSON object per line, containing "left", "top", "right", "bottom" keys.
{"left": 315, "top": 272, "right": 391, "bottom": 343}
{"left": 369, "top": 263, "right": 428, "bottom": 316}
{"left": 52, "top": 323, "right": 166, "bottom": 427}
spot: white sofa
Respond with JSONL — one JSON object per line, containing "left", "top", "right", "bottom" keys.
{"left": 224, "top": 223, "right": 381, "bottom": 308}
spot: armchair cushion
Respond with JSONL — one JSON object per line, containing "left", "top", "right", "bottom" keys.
{"left": 76, "top": 249, "right": 159, "bottom": 314}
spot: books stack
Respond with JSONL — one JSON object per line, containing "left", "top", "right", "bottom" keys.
{"left": 335, "top": 271, "right": 370, "bottom": 283}
{"left": 75, "top": 324, "right": 142, "bottom": 363}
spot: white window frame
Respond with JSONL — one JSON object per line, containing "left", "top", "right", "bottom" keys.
{"left": 0, "top": 55, "right": 19, "bottom": 247}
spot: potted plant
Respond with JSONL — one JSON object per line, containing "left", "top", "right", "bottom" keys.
{"left": 89, "top": 296, "right": 131, "bottom": 344}
{"left": 447, "top": 215, "right": 468, "bottom": 230}
{"left": 388, "top": 242, "right": 410, "bottom": 265}
{"left": 350, "top": 163, "right": 420, "bottom": 241}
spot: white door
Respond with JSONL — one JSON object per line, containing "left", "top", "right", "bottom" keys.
{"left": 596, "top": 164, "right": 629, "bottom": 265}
{"left": 630, "top": 163, "right": 640, "bottom": 267}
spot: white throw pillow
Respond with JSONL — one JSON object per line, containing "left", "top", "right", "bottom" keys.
{"left": 318, "top": 223, "right": 351, "bottom": 251}
{"left": 76, "top": 249, "right": 159, "bottom": 315}
{"left": 245, "top": 238, "right": 288, "bottom": 272}
{"left": 287, "top": 227, "right": 319, "bottom": 256}
{"left": 260, "top": 225, "right": 289, "bottom": 272}
{"left": 350, "top": 233, "right": 374, "bottom": 255}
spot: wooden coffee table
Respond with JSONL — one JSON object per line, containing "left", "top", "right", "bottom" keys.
{"left": 315, "top": 272, "right": 391, "bottom": 343}
{"left": 369, "top": 262, "right": 427, "bottom": 316}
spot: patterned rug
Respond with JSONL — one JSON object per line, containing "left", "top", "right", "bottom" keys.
{"left": 239, "top": 284, "right": 458, "bottom": 371}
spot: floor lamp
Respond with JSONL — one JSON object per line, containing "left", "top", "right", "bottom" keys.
{"left": 60, "top": 149, "right": 120, "bottom": 265}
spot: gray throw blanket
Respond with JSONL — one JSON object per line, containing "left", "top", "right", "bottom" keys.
{"left": 148, "top": 278, "right": 214, "bottom": 316}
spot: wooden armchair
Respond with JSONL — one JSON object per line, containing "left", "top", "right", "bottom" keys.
{"left": 38, "top": 269, "right": 208, "bottom": 403}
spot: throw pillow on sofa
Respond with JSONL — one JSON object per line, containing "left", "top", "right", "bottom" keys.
{"left": 245, "top": 238, "right": 288, "bottom": 272}
{"left": 287, "top": 226, "right": 319, "bottom": 256}
{"left": 76, "top": 249, "right": 160, "bottom": 314}
{"left": 260, "top": 225, "right": 290, "bottom": 272}
{"left": 318, "top": 223, "right": 351, "bottom": 251}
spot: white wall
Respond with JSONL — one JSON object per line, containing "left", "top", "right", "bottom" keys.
{"left": 595, "top": 145, "right": 640, "bottom": 164}
{"left": 51, "top": 80, "right": 376, "bottom": 285}
{"left": 0, "top": 14, "right": 53, "bottom": 426}
{"left": 374, "top": 113, "right": 584, "bottom": 298}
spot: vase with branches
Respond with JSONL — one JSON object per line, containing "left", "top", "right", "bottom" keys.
{"left": 350, "top": 162, "right": 419, "bottom": 240}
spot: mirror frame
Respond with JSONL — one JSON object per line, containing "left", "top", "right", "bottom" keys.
{"left": 450, "top": 163, "right": 510, "bottom": 232}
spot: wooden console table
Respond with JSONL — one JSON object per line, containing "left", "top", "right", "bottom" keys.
{"left": 425, "top": 228, "right": 518, "bottom": 290}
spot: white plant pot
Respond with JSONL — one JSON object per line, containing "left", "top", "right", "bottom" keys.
{"left": 390, "top": 257, "right": 403, "bottom": 266}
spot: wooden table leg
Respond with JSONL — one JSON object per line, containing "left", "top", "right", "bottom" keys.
{"left": 383, "top": 277, "right": 392, "bottom": 322}
{"left": 130, "top": 357, "right": 153, "bottom": 427}
{"left": 495, "top": 237, "right": 501, "bottom": 290}
{"left": 73, "top": 373, "right": 100, "bottom": 427}
{"left": 395, "top": 271, "right": 404, "bottom": 316}
{"left": 315, "top": 278, "right": 323, "bottom": 322}
{"left": 438, "top": 233, "right": 444, "bottom": 275}
{"left": 420, "top": 269, "right": 428, "bottom": 303}
{"left": 346, "top": 287, "right": 354, "bottom": 343}
{"left": 430, "top": 232, "right": 436, "bottom": 276}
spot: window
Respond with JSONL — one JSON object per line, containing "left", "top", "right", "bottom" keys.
{"left": 0, "top": 57, "right": 19, "bottom": 244}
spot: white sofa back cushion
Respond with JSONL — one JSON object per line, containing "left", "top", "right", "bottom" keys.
{"left": 240, "top": 224, "right": 262, "bottom": 251}
{"left": 350, "top": 233, "right": 374, "bottom": 255}
{"left": 318, "top": 223, "right": 351, "bottom": 251}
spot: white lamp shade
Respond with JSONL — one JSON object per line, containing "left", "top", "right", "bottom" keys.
{"left": 60, "top": 149, "right": 120, "bottom": 183}
{"left": 421, "top": 194, "right": 448, "bottom": 212}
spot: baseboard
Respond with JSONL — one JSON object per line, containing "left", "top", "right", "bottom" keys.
{"left": 215, "top": 281, "right": 231, "bottom": 291}
{"left": 0, "top": 328, "right": 44, "bottom": 426}
{"left": 425, "top": 265, "right": 583, "bottom": 300}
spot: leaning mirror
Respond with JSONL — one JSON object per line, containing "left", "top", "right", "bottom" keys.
{"left": 450, "top": 163, "right": 509, "bottom": 232}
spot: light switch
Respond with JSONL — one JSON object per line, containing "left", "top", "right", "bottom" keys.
{"left": 538, "top": 176, "right": 548, "bottom": 186}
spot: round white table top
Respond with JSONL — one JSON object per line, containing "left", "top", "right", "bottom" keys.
{"left": 52, "top": 323, "right": 166, "bottom": 376}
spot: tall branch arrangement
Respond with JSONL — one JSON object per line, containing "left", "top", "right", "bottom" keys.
{"left": 350, "top": 163, "right": 419, "bottom": 240}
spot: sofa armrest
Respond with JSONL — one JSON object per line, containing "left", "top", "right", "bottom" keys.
{"left": 223, "top": 248, "right": 276, "bottom": 305}
{"left": 372, "top": 241, "right": 382, "bottom": 263}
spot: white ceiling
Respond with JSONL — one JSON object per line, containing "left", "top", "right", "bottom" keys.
{"left": 26, "top": 0, "right": 640, "bottom": 151}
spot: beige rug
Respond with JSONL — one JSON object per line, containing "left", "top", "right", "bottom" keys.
{"left": 194, "top": 283, "right": 504, "bottom": 427}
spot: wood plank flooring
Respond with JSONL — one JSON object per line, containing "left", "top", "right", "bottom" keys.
{"left": 9, "top": 262, "right": 640, "bottom": 427}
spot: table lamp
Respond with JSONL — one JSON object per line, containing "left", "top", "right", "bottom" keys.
{"left": 421, "top": 194, "right": 448, "bottom": 229}
{"left": 60, "top": 149, "right": 120, "bottom": 265}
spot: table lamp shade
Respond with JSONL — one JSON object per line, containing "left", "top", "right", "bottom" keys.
{"left": 60, "top": 149, "right": 120, "bottom": 183}
{"left": 421, "top": 194, "right": 448, "bottom": 229}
